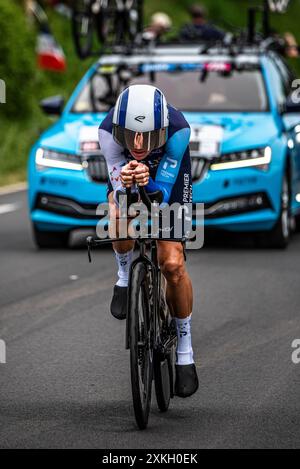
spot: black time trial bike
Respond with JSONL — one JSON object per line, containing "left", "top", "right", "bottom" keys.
{"left": 87, "top": 185, "right": 181, "bottom": 429}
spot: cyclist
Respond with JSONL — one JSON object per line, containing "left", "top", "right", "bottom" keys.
{"left": 98, "top": 84, "right": 198, "bottom": 398}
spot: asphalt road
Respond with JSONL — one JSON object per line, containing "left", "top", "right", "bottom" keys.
{"left": 0, "top": 189, "right": 300, "bottom": 449}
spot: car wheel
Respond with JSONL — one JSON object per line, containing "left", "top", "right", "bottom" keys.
{"left": 256, "top": 174, "right": 291, "bottom": 249}
{"left": 32, "top": 224, "right": 69, "bottom": 249}
{"left": 295, "top": 214, "right": 300, "bottom": 232}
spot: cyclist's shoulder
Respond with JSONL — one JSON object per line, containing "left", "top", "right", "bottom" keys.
{"left": 168, "top": 104, "right": 190, "bottom": 133}
{"left": 167, "top": 104, "right": 190, "bottom": 139}
{"left": 99, "top": 107, "right": 114, "bottom": 132}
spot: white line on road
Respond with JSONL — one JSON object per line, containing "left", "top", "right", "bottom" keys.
{"left": 0, "top": 202, "right": 22, "bottom": 215}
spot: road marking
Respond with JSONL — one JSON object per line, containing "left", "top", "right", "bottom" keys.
{"left": 69, "top": 275, "right": 79, "bottom": 281}
{"left": 0, "top": 339, "right": 6, "bottom": 364}
{"left": 0, "top": 202, "right": 21, "bottom": 215}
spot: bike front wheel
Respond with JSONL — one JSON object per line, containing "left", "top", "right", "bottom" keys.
{"left": 129, "top": 262, "right": 153, "bottom": 430}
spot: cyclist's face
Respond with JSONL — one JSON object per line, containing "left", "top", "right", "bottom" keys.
{"left": 130, "top": 149, "right": 151, "bottom": 160}
{"left": 130, "top": 132, "right": 151, "bottom": 160}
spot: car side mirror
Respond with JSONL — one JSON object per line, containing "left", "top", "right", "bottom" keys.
{"left": 284, "top": 94, "right": 300, "bottom": 114}
{"left": 39, "top": 95, "right": 64, "bottom": 116}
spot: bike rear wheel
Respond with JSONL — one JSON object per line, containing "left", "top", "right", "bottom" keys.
{"left": 72, "top": 0, "right": 94, "bottom": 58}
{"left": 154, "top": 278, "right": 177, "bottom": 412}
{"left": 154, "top": 351, "right": 171, "bottom": 412}
{"left": 129, "top": 262, "right": 153, "bottom": 430}
{"left": 95, "top": 1, "right": 116, "bottom": 45}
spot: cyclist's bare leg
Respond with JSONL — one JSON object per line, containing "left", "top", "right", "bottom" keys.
{"left": 108, "top": 192, "right": 135, "bottom": 253}
{"left": 108, "top": 192, "right": 134, "bottom": 319}
{"left": 157, "top": 241, "right": 193, "bottom": 319}
{"left": 157, "top": 240, "right": 198, "bottom": 395}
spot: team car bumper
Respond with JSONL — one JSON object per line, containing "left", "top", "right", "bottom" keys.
{"left": 30, "top": 190, "right": 277, "bottom": 234}
{"left": 29, "top": 150, "right": 282, "bottom": 233}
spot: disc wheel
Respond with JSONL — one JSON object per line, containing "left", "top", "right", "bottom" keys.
{"left": 154, "top": 279, "right": 177, "bottom": 412}
{"left": 154, "top": 348, "right": 171, "bottom": 412}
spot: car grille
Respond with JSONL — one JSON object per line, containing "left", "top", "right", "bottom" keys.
{"left": 191, "top": 157, "right": 210, "bottom": 182}
{"left": 83, "top": 154, "right": 108, "bottom": 183}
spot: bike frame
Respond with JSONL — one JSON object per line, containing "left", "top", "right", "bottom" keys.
{"left": 125, "top": 238, "right": 161, "bottom": 351}
{"left": 87, "top": 235, "right": 163, "bottom": 351}
{"left": 87, "top": 185, "right": 182, "bottom": 365}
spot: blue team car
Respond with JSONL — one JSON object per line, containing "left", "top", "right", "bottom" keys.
{"left": 28, "top": 45, "right": 300, "bottom": 248}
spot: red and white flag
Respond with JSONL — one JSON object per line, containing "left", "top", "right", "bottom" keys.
{"left": 37, "top": 32, "right": 66, "bottom": 72}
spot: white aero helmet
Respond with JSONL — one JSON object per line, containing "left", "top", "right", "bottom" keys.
{"left": 112, "top": 84, "right": 169, "bottom": 153}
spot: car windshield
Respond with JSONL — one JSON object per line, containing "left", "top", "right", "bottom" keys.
{"left": 71, "top": 63, "right": 268, "bottom": 113}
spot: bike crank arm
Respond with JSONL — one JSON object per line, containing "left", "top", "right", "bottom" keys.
{"left": 161, "top": 334, "right": 177, "bottom": 356}
{"left": 155, "top": 333, "right": 177, "bottom": 360}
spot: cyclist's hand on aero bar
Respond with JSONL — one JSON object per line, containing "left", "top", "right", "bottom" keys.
{"left": 121, "top": 161, "right": 150, "bottom": 187}
{"left": 132, "top": 163, "right": 149, "bottom": 187}
{"left": 120, "top": 161, "right": 139, "bottom": 188}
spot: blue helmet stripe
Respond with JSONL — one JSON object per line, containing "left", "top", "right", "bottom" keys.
{"left": 116, "top": 95, "right": 121, "bottom": 124}
{"left": 154, "top": 89, "right": 162, "bottom": 130}
{"left": 118, "top": 88, "right": 129, "bottom": 127}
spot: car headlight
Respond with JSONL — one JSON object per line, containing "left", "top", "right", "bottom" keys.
{"left": 210, "top": 146, "right": 272, "bottom": 171}
{"left": 35, "top": 148, "right": 83, "bottom": 171}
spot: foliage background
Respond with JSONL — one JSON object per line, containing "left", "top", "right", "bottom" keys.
{"left": 0, "top": 0, "right": 300, "bottom": 185}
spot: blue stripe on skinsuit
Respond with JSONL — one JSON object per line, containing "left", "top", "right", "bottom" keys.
{"left": 155, "top": 127, "right": 191, "bottom": 186}
{"left": 154, "top": 89, "right": 162, "bottom": 129}
{"left": 99, "top": 107, "right": 114, "bottom": 133}
{"left": 118, "top": 88, "right": 129, "bottom": 127}
{"left": 167, "top": 105, "right": 190, "bottom": 138}
{"left": 145, "top": 177, "right": 173, "bottom": 204}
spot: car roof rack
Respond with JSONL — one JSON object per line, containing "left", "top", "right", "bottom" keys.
{"left": 91, "top": 1, "right": 295, "bottom": 62}
{"left": 94, "top": 38, "right": 288, "bottom": 63}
